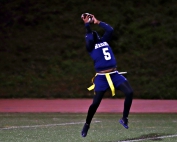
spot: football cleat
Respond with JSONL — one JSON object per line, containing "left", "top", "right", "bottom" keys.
{"left": 81, "top": 123, "right": 90, "bottom": 137}
{"left": 119, "top": 118, "right": 129, "bottom": 129}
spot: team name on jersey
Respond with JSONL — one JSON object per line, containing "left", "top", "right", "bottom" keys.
{"left": 95, "top": 42, "right": 109, "bottom": 49}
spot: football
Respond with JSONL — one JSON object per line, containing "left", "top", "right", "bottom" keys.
{"left": 81, "top": 13, "right": 93, "bottom": 23}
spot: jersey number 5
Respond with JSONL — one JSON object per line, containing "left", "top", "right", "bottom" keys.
{"left": 102, "top": 47, "right": 111, "bottom": 60}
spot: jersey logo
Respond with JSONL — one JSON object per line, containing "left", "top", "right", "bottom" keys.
{"left": 95, "top": 42, "right": 109, "bottom": 49}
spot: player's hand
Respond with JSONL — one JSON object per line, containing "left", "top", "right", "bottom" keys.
{"left": 90, "top": 14, "right": 100, "bottom": 24}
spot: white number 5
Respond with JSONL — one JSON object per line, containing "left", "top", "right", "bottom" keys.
{"left": 102, "top": 47, "right": 111, "bottom": 60}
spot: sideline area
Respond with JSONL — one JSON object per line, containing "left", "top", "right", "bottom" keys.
{"left": 0, "top": 99, "right": 177, "bottom": 113}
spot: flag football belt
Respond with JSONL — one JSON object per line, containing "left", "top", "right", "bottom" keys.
{"left": 87, "top": 71, "right": 117, "bottom": 96}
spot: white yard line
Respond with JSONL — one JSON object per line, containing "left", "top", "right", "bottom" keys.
{"left": 0, "top": 121, "right": 101, "bottom": 130}
{"left": 118, "top": 134, "right": 177, "bottom": 142}
{"left": 1, "top": 122, "right": 176, "bottom": 142}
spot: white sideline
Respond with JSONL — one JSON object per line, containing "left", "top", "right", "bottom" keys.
{"left": 0, "top": 121, "right": 101, "bottom": 130}
{"left": 118, "top": 134, "right": 177, "bottom": 142}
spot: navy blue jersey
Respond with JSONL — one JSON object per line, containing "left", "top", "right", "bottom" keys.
{"left": 85, "top": 22, "right": 117, "bottom": 72}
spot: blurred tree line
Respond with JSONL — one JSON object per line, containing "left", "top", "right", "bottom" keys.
{"left": 0, "top": 0, "right": 176, "bottom": 99}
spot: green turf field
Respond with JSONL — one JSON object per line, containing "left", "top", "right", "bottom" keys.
{"left": 0, "top": 113, "right": 177, "bottom": 142}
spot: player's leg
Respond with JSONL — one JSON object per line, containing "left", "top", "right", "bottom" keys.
{"left": 81, "top": 91, "right": 105, "bottom": 137}
{"left": 117, "top": 80, "right": 133, "bottom": 129}
{"left": 86, "top": 91, "right": 105, "bottom": 124}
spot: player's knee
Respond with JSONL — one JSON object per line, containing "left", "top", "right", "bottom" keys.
{"left": 126, "top": 89, "right": 133, "bottom": 99}
{"left": 90, "top": 101, "right": 100, "bottom": 109}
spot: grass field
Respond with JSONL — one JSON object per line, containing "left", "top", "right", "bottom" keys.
{"left": 0, "top": 113, "right": 177, "bottom": 142}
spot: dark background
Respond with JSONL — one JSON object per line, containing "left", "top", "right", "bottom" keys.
{"left": 0, "top": 0, "right": 176, "bottom": 99}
